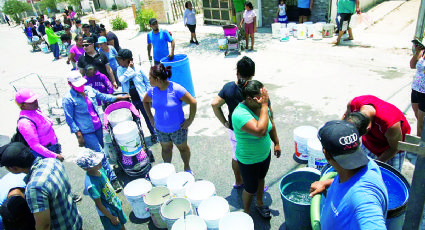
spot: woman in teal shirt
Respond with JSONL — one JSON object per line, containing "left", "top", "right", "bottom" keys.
{"left": 232, "top": 80, "right": 281, "bottom": 218}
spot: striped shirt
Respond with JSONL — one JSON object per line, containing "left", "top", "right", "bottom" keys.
{"left": 25, "top": 158, "right": 83, "bottom": 230}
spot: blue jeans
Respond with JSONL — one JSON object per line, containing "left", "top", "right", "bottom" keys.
{"left": 50, "top": 43, "right": 59, "bottom": 58}
{"left": 133, "top": 100, "right": 156, "bottom": 136}
{"left": 83, "top": 128, "right": 117, "bottom": 182}
{"left": 30, "top": 143, "right": 62, "bottom": 158}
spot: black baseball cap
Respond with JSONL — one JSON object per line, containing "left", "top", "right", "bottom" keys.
{"left": 149, "top": 18, "right": 158, "bottom": 25}
{"left": 82, "top": 23, "right": 90, "bottom": 28}
{"left": 0, "top": 142, "right": 33, "bottom": 168}
{"left": 83, "top": 37, "right": 95, "bottom": 44}
{"left": 117, "top": 49, "right": 133, "bottom": 59}
{"left": 318, "top": 120, "right": 369, "bottom": 170}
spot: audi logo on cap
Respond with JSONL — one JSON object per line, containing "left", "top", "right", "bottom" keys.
{"left": 339, "top": 133, "right": 358, "bottom": 145}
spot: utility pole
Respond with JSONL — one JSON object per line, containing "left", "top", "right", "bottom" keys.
{"left": 415, "top": 0, "right": 425, "bottom": 40}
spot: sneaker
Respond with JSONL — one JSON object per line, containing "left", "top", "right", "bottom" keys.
{"left": 195, "top": 41, "right": 199, "bottom": 45}
{"left": 72, "top": 194, "right": 82, "bottom": 203}
{"left": 185, "top": 170, "right": 193, "bottom": 175}
{"left": 190, "top": 40, "right": 195, "bottom": 44}
{"left": 112, "top": 180, "right": 123, "bottom": 193}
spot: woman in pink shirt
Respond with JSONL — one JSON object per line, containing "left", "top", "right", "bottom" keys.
{"left": 67, "top": 35, "right": 84, "bottom": 70}
{"left": 240, "top": 1, "right": 257, "bottom": 51}
{"left": 15, "top": 88, "right": 64, "bottom": 161}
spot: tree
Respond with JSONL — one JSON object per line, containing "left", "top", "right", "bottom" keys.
{"left": 39, "top": 0, "right": 58, "bottom": 13}
{"left": 2, "top": 0, "right": 31, "bottom": 23}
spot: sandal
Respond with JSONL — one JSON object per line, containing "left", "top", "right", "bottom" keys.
{"left": 256, "top": 205, "right": 272, "bottom": 218}
{"left": 233, "top": 183, "right": 244, "bottom": 189}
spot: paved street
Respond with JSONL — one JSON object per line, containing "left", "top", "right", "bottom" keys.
{"left": 0, "top": 0, "right": 422, "bottom": 228}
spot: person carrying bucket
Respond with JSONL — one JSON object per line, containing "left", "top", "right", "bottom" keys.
{"left": 147, "top": 18, "right": 175, "bottom": 66}
{"left": 309, "top": 120, "right": 388, "bottom": 229}
{"left": 143, "top": 64, "right": 197, "bottom": 173}
{"left": 231, "top": 80, "right": 281, "bottom": 218}
{"left": 75, "top": 148, "right": 127, "bottom": 230}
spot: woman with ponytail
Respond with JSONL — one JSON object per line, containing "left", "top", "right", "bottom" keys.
{"left": 143, "top": 64, "right": 197, "bottom": 173}
{"left": 211, "top": 56, "right": 256, "bottom": 189}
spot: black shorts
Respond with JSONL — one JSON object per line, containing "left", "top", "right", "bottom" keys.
{"left": 238, "top": 152, "right": 271, "bottom": 194}
{"left": 337, "top": 13, "right": 352, "bottom": 31}
{"left": 298, "top": 7, "right": 311, "bottom": 17}
{"left": 411, "top": 90, "right": 425, "bottom": 111}
{"left": 187, "top": 24, "right": 196, "bottom": 33}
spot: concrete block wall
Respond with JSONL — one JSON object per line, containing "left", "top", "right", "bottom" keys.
{"left": 142, "top": 0, "right": 167, "bottom": 23}
{"left": 261, "top": 0, "right": 277, "bottom": 28}
{"left": 310, "top": 0, "right": 329, "bottom": 22}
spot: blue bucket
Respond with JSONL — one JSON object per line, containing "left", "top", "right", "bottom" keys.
{"left": 280, "top": 168, "right": 321, "bottom": 230}
{"left": 160, "top": 54, "right": 195, "bottom": 98}
{"left": 321, "top": 161, "right": 410, "bottom": 230}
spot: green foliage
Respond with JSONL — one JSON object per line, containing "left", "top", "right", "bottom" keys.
{"left": 110, "top": 15, "right": 127, "bottom": 30}
{"left": 39, "top": 0, "right": 57, "bottom": 12}
{"left": 135, "top": 8, "right": 157, "bottom": 31}
{"left": 2, "top": 0, "right": 31, "bottom": 23}
{"left": 111, "top": 3, "right": 117, "bottom": 10}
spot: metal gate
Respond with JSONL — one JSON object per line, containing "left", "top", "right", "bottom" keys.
{"left": 170, "top": 0, "right": 203, "bottom": 22}
{"left": 203, "top": 0, "right": 232, "bottom": 25}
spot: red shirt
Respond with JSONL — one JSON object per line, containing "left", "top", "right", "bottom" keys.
{"left": 350, "top": 95, "right": 411, "bottom": 156}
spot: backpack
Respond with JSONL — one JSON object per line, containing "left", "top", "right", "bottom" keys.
{"left": 10, "top": 117, "right": 37, "bottom": 147}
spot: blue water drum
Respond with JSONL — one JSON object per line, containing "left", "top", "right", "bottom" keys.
{"left": 160, "top": 54, "right": 195, "bottom": 97}
{"left": 321, "top": 161, "right": 410, "bottom": 230}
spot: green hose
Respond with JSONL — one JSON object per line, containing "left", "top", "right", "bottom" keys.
{"left": 310, "top": 171, "right": 338, "bottom": 230}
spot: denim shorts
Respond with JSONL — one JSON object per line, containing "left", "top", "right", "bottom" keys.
{"left": 156, "top": 127, "right": 188, "bottom": 145}
{"left": 361, "top": 144, "right": 405, "bottom": 172}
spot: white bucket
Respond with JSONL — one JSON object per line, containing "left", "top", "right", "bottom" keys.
{"left": 108, "top": 108, "right": 133, "bottom": 128}
{"left": 160, "top": 198, "right": 193, "bottom": 229}
{"left": 103, "top": 131, "right": 118, "bottom": 164}
{"left": 113, "top": 121, "right": 142, "bottom": 156}
{"left": 124, "top": 179, "right": 152, "bottom": 219}
{"left": 307, "top": 24, "right": 315, "bottom": 38}
{"left": 294, "top": 126, "right": 318, "bottom": 163}
{"left": 40, "top": 43, "right": 49, "bottom": 53}
{"left": 167, "top": 172, "right": 195, "bottom": 197}
{"left": 307, "top": 138, "right": 327, "bottom": 170}
{"left": 323, "top": 23, "right": 334, "bottom": 38}
{"left": 297, "top": 24, "right": 307, "bottom": 40}
{"left": 272, "top": 23, "right": 281, "bottom": 39}
{"left": 149, "top": 163, "right": 176, "bottom": 187}
{"left": 185, "top": 181, "right": 216, "bottom": 213}
{"left": 280, "top": 28, "right": 289, "bottom": 42}
{"left": 143, "top": 186, "right": 171, "bottom": 229}
{"left": 313, "top": 23, "right": 324, "bottom": 40}
{"left": 287, "top": 22, "right": 296, "bottom": 36}
{"left": 172, "top": 215, "right": 207, "bottom": 230}
{"left": 218, "top": 39, "right": 227, "bottom": 50}
{"left": 219, "top": 212, "right": 254, "bottom": 230}
{"left": 198, "top": 196, "right": 230, "bottom": 230}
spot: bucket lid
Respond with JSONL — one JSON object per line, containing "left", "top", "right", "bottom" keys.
{"left": 219, "top": 212, "right": 254, "bottom": 230}
{"left": 185, "top": 181, "right": 216, "bottom": 201}
{"left": 143, "top": 186, "right": 171, "bottom": 206}
{"left": 172, "top": 215, "right": 207, "bottom": 230}
{"left": 112, "top": 121, "right": 138, "bottom": 136}
{"left": 167, "top": 172, "right": 195, "bottom": 190}
{"left": 124, "top": 179, "right": 152, "bottom": 197}
{"left": 161, "top": 198, "right": 192, "bottom": 219}
{"left": 108, "top": 108, "right": 132, "bottom": 124}
{"left": 294, "top": 126, "right": 318, "bottom": 138}
{"left": 149, "top": 163, "right": 176, "bottom": 180}
{"left": 197, "top": 196, "right": 229, "bottom": 220}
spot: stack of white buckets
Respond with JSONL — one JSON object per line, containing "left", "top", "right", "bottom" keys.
{"left": 123, "top": 163, "right": 254, "bottom": 230}
{"left": 271, "top": 22, "right": 335, "bottom": 42}
{"left": 293, "top": 126, "right": 327, "bottom": 171}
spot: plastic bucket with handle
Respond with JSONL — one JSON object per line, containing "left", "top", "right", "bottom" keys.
{"left": 219, "top": 212, "right": 254, "bottom": 230}
{"left": 143, "top": 186, "right": 171, "bottom": 229}
{"left": 160, "top": 197, "right": 193, "bottom": 229}
{"left": 123, "top": 178, "right": 152, "bottom": 219}
{"left": 197, "top": 196, "right": 230, "bottom": 230}
{"left": 185, "top": 180, "right": 216, "bottom": 214}
{"left": 167, "top": 172, "right": 195, "bottom": 197}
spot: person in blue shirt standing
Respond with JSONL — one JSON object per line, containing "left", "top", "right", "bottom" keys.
{"left": 298, "top": 0, "right": 313, "bottom": 23}
{"left": 310, "top": 120, "right": 388, "bottom": 230}
{"left": 147, "top": 18, "right": 175, "bottom": 66}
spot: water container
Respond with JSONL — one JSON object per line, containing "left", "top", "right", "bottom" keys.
{"left": 287, "top": 22, "right": 297, "bottom": 36}
{"left": 185, "top": 180, "right": 216, "bottom": 214}
{"left": 160, "top": 54, "right": 195, "bottom": 97}
{"left": 198, "top": 196, "right": 230, "bottom": 230}
{"left": 113, "top": 121, "right": 142, "bottom": 156}
{"left": 280, "top": 28, "right": 290, "bottom": 42}
{"left": 307, "top": 138, "right": 326, "bottom": 171}
{"left": 280, "top": 168, "right": 321, "bottom": 230}
{"left": 108, "top": 108, "right": 132, "bottom": 128}
{"left": 297, "top": 24, "right": 307, "bottom": 40}
{"left": 149, "top": 163, "right": 176, "bottom": 187}
{"left": 103, "top": 131, "right": 118, "bottom": 164}
{"left": 172, "top": 215, "right": 207, "bottom": 230}
{"left": 307, "top": 24, "right": 315, "bottom": 38}
{"left": 323, "top": 24, "right": 334, "bottom": 38}
{"left": 218, "top": 39, "right": 227, "bottom": 50}
{"left": 40, "top": 43, "right": 49, "bottom": 53}
{"left": 321, "top": 161, "right": 410, "bottom": 230}
{"left": 124, "top": 179, "right": 152, "bottom": 219}
{"left": 272, "top": 23, "right": 281, "bottom": 39}
{"left": 312, "top": 23, "right": 324, "bottom": 40}
{"left": 167, "top": 172, "right": 195, "bottom": 197}
{"left": 293, "top": 126, "right": 318, "bottom": 164}
{"left": 160, "top": 197, "right": 193, "bottom": 229}
{"left": 219, "top": 212, "right": 254, "bottom": 230}
{"left": 143, "top": 186, "right": 171, "bottom": 229}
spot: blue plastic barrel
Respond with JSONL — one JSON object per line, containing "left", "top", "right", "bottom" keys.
{"left": 321, "top": 161, "right": 410, "bottom": 230}
{"left": 160, "top": 54, "right": 195, "bottom": 97}
{"left": 280, "top": 168, "right": 321, "bottom": 230}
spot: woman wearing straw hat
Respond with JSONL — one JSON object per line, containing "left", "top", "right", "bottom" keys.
{"left": 88, "top": 16, "right": 101, "bottom": 36}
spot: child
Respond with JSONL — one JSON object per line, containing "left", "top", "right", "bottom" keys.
{"left": 276, "top": 0, "right": 287, "bottom": 24}
{"left": 184, "top": 1, "right": 199, "bottom": 45}
{"left": 76, "top": 148, "right": 127, "bottom": 230}
{"left": 239, "top": 1, "right": 256, "bottom": 51}
{"left": 83, "top": 65, "right": 114, "bottom": 105}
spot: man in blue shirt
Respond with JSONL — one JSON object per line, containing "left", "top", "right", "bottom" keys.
{"left": 310, "top": 120, "right": 388, "bottom": 230}
{"left": 298, "top": 0, "right": 313, "bottom": 23}
{"left": 147, "top": 18, "right": 175, "bottom": 65}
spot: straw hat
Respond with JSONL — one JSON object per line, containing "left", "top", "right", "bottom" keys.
{"left": 87, "top": 16, "right": 99, "bottom": 22}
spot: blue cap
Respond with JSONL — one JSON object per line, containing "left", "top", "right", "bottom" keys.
{"left": 97, "top": 36, "right": 107, "bottom": 44}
